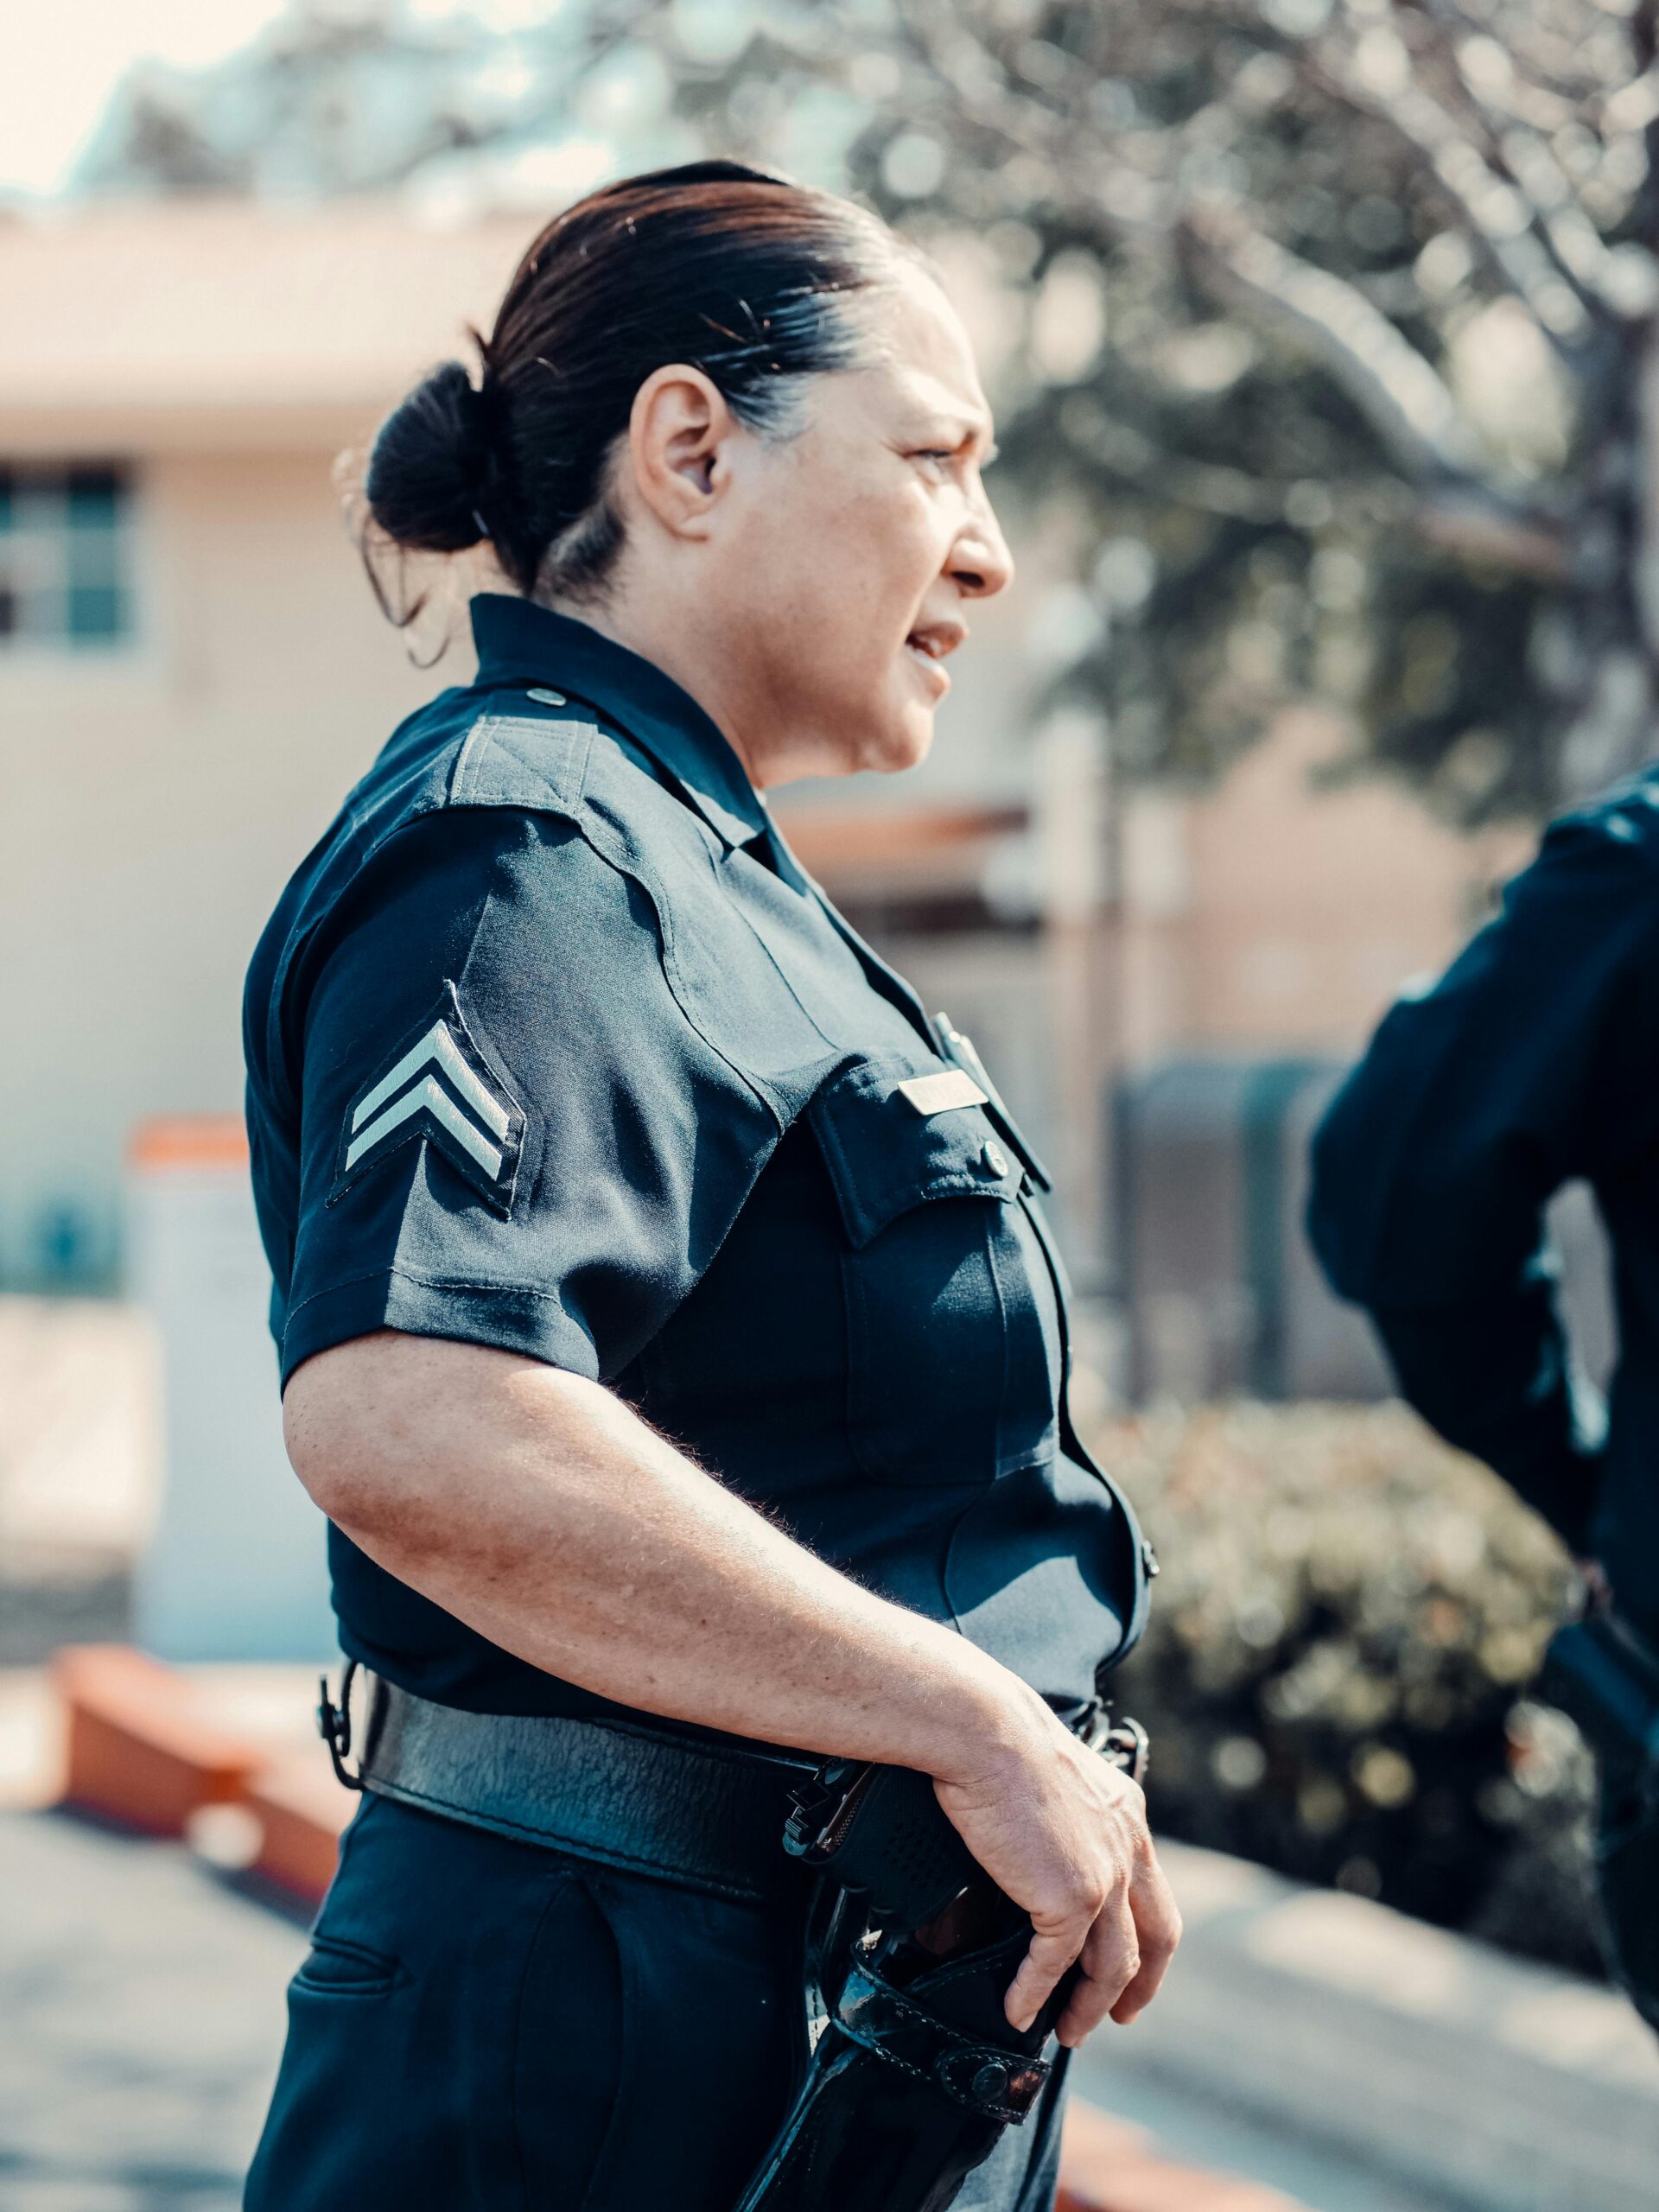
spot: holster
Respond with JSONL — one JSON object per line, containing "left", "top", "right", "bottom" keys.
{"left": 735, "top": 1713, "right": 1147, "bottom": 2212}
{"left": 1542, "top": 1611, "right": 1659, "bottom": 2034}
{"left": 734, "top": 1904, "right": 1059, "bottom": 2212}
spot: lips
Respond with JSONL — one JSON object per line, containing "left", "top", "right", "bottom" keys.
{"left": 903, "top": 619, "right": 965, "bottom": 697}
{"left": 904, "top": 638, "right": 951, "bottom": 696}
{"left": 905, "top": 620, "right": 967, "bottom": 659}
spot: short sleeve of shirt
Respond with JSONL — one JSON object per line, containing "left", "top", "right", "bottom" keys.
{"left": 275, "top": 805, "right": 779, "bottom": 1387}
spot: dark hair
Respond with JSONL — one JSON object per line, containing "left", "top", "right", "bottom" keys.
{"left": 362, "top": 159, "right": 921, "bottom": 612}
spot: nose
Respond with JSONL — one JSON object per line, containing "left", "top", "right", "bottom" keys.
{"left": 949, "top": 497, "right": 1014, "bottom": 601}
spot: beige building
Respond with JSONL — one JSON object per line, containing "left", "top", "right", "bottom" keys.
{"left": 1113, "top": 711, "right": 1532, "bottom": 1065}
{"left": 0, "top": 200, "right": 1522, "bottom": 1294}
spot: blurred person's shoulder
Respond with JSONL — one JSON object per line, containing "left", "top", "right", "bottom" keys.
{"left": 1540, "top": 761, "right": 1659, "bottom": 871}
{"left": 1483, "top": 762, "right": 1659, "bottom": 953}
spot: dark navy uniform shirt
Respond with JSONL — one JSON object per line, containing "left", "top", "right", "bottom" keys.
{"left": 245, "top": 594, "right": 1148, "bottom": 1726}
{"left": 1307, "top": 770, "right": 1659, "bottom": 1635}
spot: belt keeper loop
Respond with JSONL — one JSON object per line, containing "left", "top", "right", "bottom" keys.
{"left": 318, "top": 1659, "right": 364, "bottom": 1791}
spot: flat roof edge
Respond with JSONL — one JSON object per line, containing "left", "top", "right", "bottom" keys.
{"left": 0, "top": 401, "right": 378, "bottom": 455}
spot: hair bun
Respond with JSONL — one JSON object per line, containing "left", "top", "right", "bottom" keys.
{"left": 365, "top": 359, "right": 494, "bottom": 554}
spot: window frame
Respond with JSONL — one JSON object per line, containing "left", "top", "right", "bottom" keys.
{"left": 0, "top": 459, "right": 141, "bottom": 658}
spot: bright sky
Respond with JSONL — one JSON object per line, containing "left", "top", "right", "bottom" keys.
{"left": 0, "top": 0, "right": 299, "bottom": 197}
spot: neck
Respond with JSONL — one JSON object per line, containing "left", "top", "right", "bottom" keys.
{"left": 537, "top": 583, "right": 777, "bottom": 788}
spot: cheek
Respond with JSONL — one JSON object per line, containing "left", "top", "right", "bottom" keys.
{"left": 728, "top": 471, "right": 944, "bottom": 741}
{"left": 765, "top": 467, "right": 938, "bottom": 606}
{"left": 851, "top": 481, "right": 939, "bottom": 594}
{"left": 783, "top": 484, "right": 938, "bottom": 653}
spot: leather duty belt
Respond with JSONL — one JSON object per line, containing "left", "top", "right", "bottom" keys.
{"left": 336, "top": 1671, "right": 812, "bottom": 1906}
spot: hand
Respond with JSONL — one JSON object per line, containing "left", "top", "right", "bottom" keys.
{"left": 1577, "top": 1556, "right": 1614, "bottom": 1616}
{"left": 931, "top": 1689, "right": 1182, "bottom": 2047}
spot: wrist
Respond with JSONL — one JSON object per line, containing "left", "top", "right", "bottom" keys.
{"left": 919, "top": 1641, "right": 1053, "bottom": 1787}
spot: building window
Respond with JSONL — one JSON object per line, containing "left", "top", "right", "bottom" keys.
{"left": 0, "top": 464, "right": 134, "bottom": 649}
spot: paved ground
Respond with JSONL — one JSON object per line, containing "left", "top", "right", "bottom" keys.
{"left": 3, "top": 1799, "right": 1463, "bottom": 2212}
{"left": 0, "top": 1810, "right": 305, "bottom": 2211}
{"left": 1075, "top": 2064, "right": 1450, "bottom": 2212}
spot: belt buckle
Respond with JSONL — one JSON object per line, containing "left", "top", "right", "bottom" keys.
{"left": 1101, "top": 1715, "right": 1151, "bottom": 1787}
{"left": 1077, "top": 1699, "right": 1151, "bottom": 1786}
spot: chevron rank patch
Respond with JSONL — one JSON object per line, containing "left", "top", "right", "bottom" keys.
{"left": 327, "top": 982, "right": 525, "bottom": 1216}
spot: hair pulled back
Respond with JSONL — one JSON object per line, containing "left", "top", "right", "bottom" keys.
{"left": 363, "top": 159, "right": 917, "bottom": 610}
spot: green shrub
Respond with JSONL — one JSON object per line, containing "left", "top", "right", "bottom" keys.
{"left": 1096, "top": 1400, "right": 1604, "bottom": 1977}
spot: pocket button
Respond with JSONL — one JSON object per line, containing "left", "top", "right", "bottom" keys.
{"left": 979, "top": 1141, "right": 1009, "bottom": 1180}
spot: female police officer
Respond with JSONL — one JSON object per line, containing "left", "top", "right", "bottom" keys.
{"left": 242, "top": 162, "right": 1179, "bottom": 2212}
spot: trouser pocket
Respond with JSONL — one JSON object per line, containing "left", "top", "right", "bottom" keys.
{"left": 514, "top": 1862, "right": 805, "bottom": 2212}
{"left": 290, "top": 1931, "right": 404, "bottom": 1996}
{"left": 245, "top": 1796, "right": 572, "bottom": 2212}
{"left": 245, "top": 1795, "right": 810, "bottom": 2212}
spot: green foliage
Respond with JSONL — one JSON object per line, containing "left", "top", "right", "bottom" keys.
{"left": 1097, "top": 1399, "right": 1605, "bottom": 1976}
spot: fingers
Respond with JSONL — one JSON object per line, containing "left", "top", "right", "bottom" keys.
{"left": 957, "top": 1714, "right": 1183, "bottom": 2045}
{"left": 1055, "top": 1891, "right": 1139, "bottom": 2046}
{"left": 1109, "top": 1859, "right": 1183, "bottom": 2026}
{"left": 1050, "top": 1852, "right": 1183, "bottom": 2046}
{"left": 1002, "top": 1916, "right": 1090, "bottom": 2035}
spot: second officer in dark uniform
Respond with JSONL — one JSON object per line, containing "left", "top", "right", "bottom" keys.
{"left": 1308, "top": 769, "right": 1659, "bottom": 2032}
{"left": 242, "top": 162, "right": 1179, "bottom": 2211}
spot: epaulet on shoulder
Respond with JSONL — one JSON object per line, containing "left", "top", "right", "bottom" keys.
{"left": 1547, "top": 768, "right": 1659, "bottom": 858}
{"left": 444, "top": 694, "right": 601, "bottom": 818}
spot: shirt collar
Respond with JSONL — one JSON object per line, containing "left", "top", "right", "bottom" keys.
{"left": 469, "top": 593, "right": 768, "bottom": 850}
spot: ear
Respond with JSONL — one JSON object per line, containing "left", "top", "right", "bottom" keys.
{"left": 624, "top": 363, "right": 736, "bottom": 542}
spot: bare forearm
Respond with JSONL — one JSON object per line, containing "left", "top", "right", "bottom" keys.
{"left": 283, "top": 1332, "right": 1024, "bottom": 1778}
{"left": 287, "top": 1329, "right": 1182, "bottom": 2039}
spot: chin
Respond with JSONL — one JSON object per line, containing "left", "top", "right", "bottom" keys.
{"left": 861, "top": 696, "right": 938, "bottom": 775}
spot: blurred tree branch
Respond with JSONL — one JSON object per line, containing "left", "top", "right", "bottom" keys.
{"left": 587, "top": 0, "right": 1659, "bottom": 816}
{"left": 81, "top": 0, "right": 1659, "bottom": 821}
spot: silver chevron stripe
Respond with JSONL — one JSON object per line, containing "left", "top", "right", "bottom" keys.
{"left": 346, "top": 1072, "right": 505, "bottom": 1180}
{"left": 351, "top": 1020, "right": 511, "bottom": 1141}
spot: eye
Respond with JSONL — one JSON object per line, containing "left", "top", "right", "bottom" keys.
{"left": 911, "top": 448, "right": 958, "bottom": 472}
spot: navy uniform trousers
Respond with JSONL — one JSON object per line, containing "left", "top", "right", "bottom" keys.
{"left": 244, "top": 1794, "right": 1069, "bottom": 2212}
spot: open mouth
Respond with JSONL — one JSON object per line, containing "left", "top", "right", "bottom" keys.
{"left": 904, "top": 629, "right": 954, "bottom": 693}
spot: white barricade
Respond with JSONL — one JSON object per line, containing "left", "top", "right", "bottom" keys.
{"left": 126, "top": 1117, "right": 334, "bottom": 1662}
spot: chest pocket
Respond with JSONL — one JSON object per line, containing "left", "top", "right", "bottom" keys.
{"left": 808, "top": 1054, "right": 1059, "bottom": 1485}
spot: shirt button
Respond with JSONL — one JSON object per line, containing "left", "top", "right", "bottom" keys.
{"left": 980, "top": 1141, "right": 1009, "bottom": 1179}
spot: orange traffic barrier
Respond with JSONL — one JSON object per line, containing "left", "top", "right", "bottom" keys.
{"left": 245, "top": 1752, "right": 355, "bottom": 1904}
{"left": 125, "top": 1114, "right": 250, "bottom": 1171}
{"left": 54, "top": 1643, "right": 264, "bottom": 1838}
{"left": 1058, "top": 2100, "right": 1306, "bottom": 2212}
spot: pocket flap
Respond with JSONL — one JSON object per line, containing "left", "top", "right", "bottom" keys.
{"left": 931, "top": 1011, "right": 1052, "bottom": 1193}
{"left": 808, "top": 1054, "right": 1023, "bottom": 1249}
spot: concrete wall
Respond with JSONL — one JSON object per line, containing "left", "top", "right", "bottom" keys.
{"left": 1116, "top": 710, "right": 1535, "bottom": 1066}
{"left": 0, "top": 444, "right": 444, "bottom": 1285}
